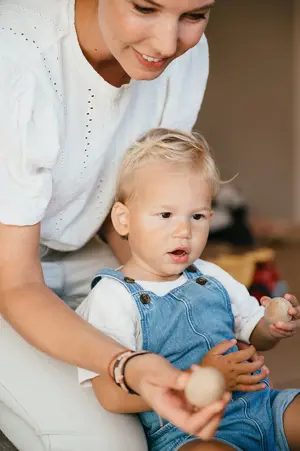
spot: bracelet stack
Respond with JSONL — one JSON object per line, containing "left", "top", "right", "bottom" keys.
{"left": 108, "top": 349, "right": 149, "bottom": 395}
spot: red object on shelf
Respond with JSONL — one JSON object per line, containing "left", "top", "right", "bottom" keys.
{"left": 249, "top": 261, "right": 281, "bottom": 301}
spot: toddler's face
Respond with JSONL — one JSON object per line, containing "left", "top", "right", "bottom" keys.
{"left": 124, "top": 163, "right": 213, "bottom": 280}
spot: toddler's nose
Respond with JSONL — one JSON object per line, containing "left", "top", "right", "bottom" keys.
{"left": 174, "top": 220, "right": 192, "bottom": 239}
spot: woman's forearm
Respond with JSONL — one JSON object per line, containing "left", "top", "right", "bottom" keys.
{"left": 1, "top": 282, "right": 125, "bottom": 373}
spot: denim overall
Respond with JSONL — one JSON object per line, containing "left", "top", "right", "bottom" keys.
{"left": 92, "top": 265, "right": 299, "bottom": 451}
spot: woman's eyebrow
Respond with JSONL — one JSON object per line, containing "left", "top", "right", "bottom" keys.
{"left": 143, "top": 0, "right": 215, "bottom": 12}
{"left": 188, "top": 2, "right": 216, "bottom": 12}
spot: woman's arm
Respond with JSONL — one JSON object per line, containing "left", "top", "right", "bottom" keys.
{"left": 0, "top": 222, "right": 126, "bottom": 371}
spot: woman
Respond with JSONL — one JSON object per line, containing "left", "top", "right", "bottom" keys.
{"left": 0, "top": 0, "right": 266, "bottom": 449}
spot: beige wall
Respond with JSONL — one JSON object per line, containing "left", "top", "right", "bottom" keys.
{"left": 293, "top": 0, "right": 300, "bottom": 221}
{"left": 196, "top": 0, "right": 294, "bottom": 219}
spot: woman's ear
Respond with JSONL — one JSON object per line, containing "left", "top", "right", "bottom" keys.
{"left": 111, "top": 202, "right": 129, "bottom": 238}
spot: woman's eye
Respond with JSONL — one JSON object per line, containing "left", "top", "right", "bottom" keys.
{"left": 184, "top": 13, "right": 208, "bottom": 22}
{"left": 133, "top": 3, "right": 155, "bottom": 14}
{"left": 193, "top": 214, "right": 203, "bottom": 220}
{"left": 160, "top": 212, "right": 172, "bottom": 219}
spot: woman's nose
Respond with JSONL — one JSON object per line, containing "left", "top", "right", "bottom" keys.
{"left": 153, "top": 20, "right": 179, "bottom": 58}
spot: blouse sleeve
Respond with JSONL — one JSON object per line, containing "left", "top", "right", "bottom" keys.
{"left": 160, "top": 35, "right": 209, "bottom": 132}
{"left": 76, "top": 278, "right": 140, "bottom": 386}
{"left": 0, "top": 55, "right": 61, "bottom": 225}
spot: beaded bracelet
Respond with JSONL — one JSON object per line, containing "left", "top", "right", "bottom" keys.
{"left": 109, "top": 350, "right": 149, "bottom": 395}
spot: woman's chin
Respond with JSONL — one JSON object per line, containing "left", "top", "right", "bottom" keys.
{"left": 122, "top": 58, "right": 171, "bottom": 81}
{"left": 127, "top": 68, "right": 165, "bottom": 81}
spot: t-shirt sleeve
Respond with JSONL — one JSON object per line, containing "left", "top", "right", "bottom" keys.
{"left": 75, "top": 278, "right": 140, "bottom": 386}
{"left": 195, "top": 259, "right": 265, "bottom": 343}
{"left": 0, "top": 55, "right": 60, "bottom": 225}
{"left": 160, "top": 35, "right": 209, "bottom": 131}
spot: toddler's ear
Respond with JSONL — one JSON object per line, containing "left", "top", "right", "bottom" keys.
{"left": 111, "top": 202, "right": 129, "bottom": 238}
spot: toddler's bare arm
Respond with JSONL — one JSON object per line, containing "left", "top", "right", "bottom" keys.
{"left": 92, "top": 373, "right": 151, "bottom": 414}
{"left": 249, "top": 317, "right": 280, "bottom": 351}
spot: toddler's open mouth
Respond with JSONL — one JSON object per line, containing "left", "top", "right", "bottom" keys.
{"left": 170, "top": 249, "right": 187, "bottom": 256}
{"left": 168, "top": 248, "right": 190, "bottom": 264}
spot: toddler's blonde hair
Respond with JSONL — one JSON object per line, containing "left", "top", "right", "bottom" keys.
{"left": 115, "top": 128, "right": 220, "bottom": 203}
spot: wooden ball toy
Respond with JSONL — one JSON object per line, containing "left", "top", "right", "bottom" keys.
{"left": 264, "top": 297, "right": 292, "bottom": 324}
{"left": 184, "top": 367, "right": 226, "bottom": 408}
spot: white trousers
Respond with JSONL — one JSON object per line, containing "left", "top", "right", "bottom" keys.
{"left": 0, "top": 238, "right": 147, "bottom": 451}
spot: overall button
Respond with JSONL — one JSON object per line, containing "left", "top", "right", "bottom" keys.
{"left": 140, "top": 293, "right": 151, "bottom": 304}
{"left": 196, "top": 277, "right": 207, "bottom": 286}
{"left": 186, "top": 265, "right": 197, "bottom": 273}
{"left": 124, "top": 277, "right": 135, "bottom": 284}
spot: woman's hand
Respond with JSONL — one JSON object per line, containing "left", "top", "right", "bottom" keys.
{"left": 200, "top": 340, "right": 269, "bottom": 392}
{"left": 125, "top": 353, "right": 230, "bottom": 439}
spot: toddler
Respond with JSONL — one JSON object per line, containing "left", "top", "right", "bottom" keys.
{"left": 77, "top": 128, "right": 300, "bottom": 451}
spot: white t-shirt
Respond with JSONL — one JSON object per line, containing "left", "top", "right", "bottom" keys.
{"left": 0, "top": 0, "right": 209, "bottom": 251}
{"left": 76, "top": 259, "right": 265, "bottom": 386}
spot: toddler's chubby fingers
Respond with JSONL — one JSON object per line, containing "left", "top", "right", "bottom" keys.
{"left": 288, "top": 307, "right": 299, "bottom": 317}
{"left": 235, "top": 357, "right": 264, "bottom": 375}
{"left": 269, "top": 324, "right": 296, "bottom": 338}
{"left": 237, "top": 366, "right": 269, "bottom": 385}
{"left": 284, "top": 293, "right": 299, "bottom": 307}
{"left": 260, "top": 296, "right": 271, "bottom": 307}
{"left": 274, "top": 331, "right": 295, "bottom": 338}
{"left": 273, "top": 321, "right": 297, "bottom": 331}
{"left": 228, "top": 345, "right": 258, "bottom": 363}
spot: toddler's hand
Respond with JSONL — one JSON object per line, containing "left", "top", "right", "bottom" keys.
{"left": 200, "top": 340, "right": 268, "bottom": 392}
{"left": 261, "top": 294, "right": 300, "bottom": 339}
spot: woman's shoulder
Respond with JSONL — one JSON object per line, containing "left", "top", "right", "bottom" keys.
{"left": 0, "top": 0, "right": 70, "bottom": 60}
{"left": 0, "top": 0, "right": 70, "bottom": 29}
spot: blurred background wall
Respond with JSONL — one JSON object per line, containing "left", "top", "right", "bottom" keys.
{"left": 196, "top": 0, "right": 295, "bottom": 220}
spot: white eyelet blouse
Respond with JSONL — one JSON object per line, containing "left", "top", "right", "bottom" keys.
{"left": 0, "top": 0, "right": 209, "bottom": 251}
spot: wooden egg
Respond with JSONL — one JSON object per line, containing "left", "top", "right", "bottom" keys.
{"left": 184, "top": 367, "right": 226, "bottom": 407}
{"left": 264, "top": 297, "right": 292, "bottom": 324}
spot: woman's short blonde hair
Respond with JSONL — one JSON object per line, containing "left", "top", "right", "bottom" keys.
{"left": 115, "top": 127, "right": 220, "bottom": 203}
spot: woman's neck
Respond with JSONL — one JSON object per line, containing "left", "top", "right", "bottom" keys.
{"left": 75, "top": 0, "right": 130, "bottom": 87}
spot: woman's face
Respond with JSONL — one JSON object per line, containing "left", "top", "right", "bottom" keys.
{"left": 98, "top": 0, "right": 214, "bottom": 80}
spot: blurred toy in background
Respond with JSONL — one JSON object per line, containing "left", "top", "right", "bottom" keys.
{"left": 249, "top": 259, "right": 288, "bottom": 300}
{"left": 206, "top": 184, "right": 288, "bottom": 302}
{"left": 209, "top": 184, "right": 255, "bottom": 246}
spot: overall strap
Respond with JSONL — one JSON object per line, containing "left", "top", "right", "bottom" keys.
{"left": 183, "top": 263, "right": 212, "bottom": 287}
{"left": 91, "top": 267, "right": 145, "bottom": 296}
{"left": 183, "top": 263, "right": 203, "bottom": 280}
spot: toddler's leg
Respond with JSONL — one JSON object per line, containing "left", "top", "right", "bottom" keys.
{"left": 283, "top": 394, "right": 300, "bottom": 450}
{"left": 179, "top": 440, "right": 235, "bottom": 450}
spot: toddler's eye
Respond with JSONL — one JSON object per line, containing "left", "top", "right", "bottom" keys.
{"left": 193, "top": 214, "right": 204, "bottom": 220}
{"left": 160, "top": 212, "right": 172, "bottom": 219}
